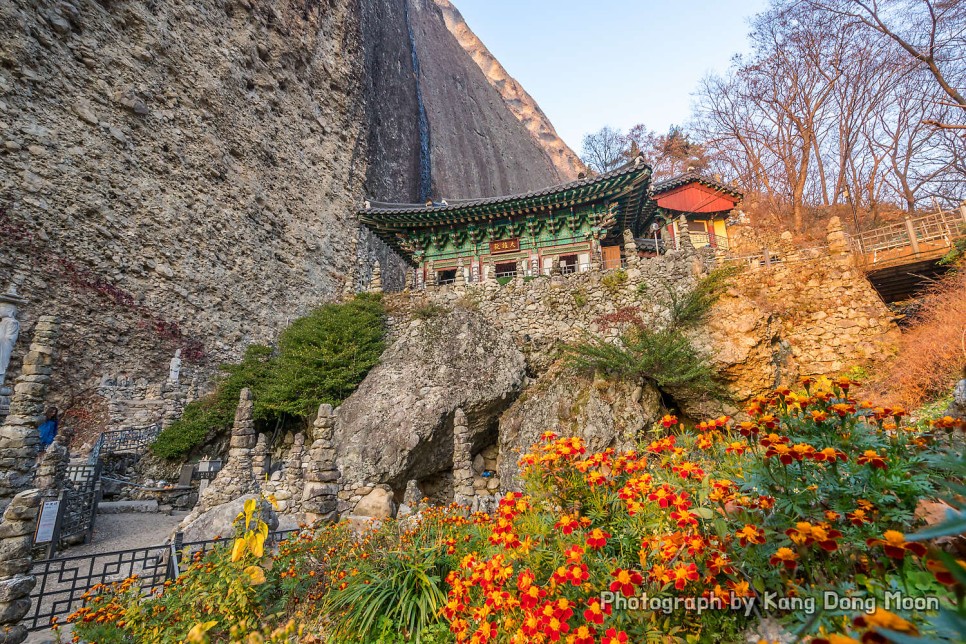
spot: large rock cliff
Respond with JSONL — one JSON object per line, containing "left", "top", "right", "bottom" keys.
{"left": 0, "top": 0, "right": 582, "bottom": 404}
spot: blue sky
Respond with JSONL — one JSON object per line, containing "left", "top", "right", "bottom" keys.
{"left": 454, "top": 0, "right": 770, "bottom": 153}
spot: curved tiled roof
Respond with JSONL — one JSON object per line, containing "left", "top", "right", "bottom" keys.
{"left": 649, "top": 171, "right": 742, "bottom": 199}
{"left": 360, "top": 160, "right": 651, "bottom": 216}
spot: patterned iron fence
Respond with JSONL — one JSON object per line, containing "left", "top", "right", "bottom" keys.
{"left": 26, "top": 530, "right": 297, "bottom": 631}
{"left": 59, "top": 464, "right": 101, "bottom": 545}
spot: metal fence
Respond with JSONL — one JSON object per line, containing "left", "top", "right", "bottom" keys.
{"left": 26, "top": 529, "right": 296, "bottom": 631}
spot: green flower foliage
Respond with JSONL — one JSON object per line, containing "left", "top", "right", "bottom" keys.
{"left": 151, "top": 294, "right": 385, "bottom": 460}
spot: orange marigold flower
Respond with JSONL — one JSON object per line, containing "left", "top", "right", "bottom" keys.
{"left": 853, "top": 608, "right": 917, "bottom": 636}
{"left": 736, "top": 525, "right": 766, "bottom": 547}
{"left": 609, "top": 568, "right": 643, "bottom": 596}
{"left": 540, "top": 431, "right": 559, "bottom": 442}
{"left": 810, "top": 410, "right": 829, "bottom": 423}
{"left": 586, "top": 528, "right": 610, "bottom": 550}
{"left": 769, "top": 547, "right": 799, "bottom": 570}
{"left": 866, "top": 530, "right": 927, "bottom": 560}
{"left": 811, "top": 447, "right": 847, "bottom": 463}
{"left": 856, "top": 450, "right": 887, "bottom": 470}
{"left": 846, "top": 508, "right": 872, "bottom": 526}
{"left": 661, "top": 414, "right": 678, "bottom": 428}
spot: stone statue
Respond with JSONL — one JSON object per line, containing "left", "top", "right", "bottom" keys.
{"left": 168, "top": 348, "right": 182, "bottom": 384}
{"left": 0, "top": 285, "right": 25, "bottom": 388}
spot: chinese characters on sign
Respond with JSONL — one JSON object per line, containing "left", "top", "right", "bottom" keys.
{"left": 489, "top": 238, "right": 520, "bottom": 254}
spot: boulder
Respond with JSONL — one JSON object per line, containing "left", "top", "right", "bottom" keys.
{"left": 354, "top": 487, "right": 396, "bottom": 519}
{"left": 498, "top": 361, "right": 662, "bottom": 489}
{"left": 177, "top": 495, "right": 278, "bottom": 543}
{"left": 335, "top": 309, "right": 526, "bottom": 489}
{"left": 945, "top": 378, "right": 966, "bottom": 419}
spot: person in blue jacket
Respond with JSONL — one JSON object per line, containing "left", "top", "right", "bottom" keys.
{"left": 38, "top": 406, "right": 58, "bottom": 450}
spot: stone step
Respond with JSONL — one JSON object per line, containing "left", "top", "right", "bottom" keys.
{"left": 97, "top": 500, "right": 159, "bottom": 514}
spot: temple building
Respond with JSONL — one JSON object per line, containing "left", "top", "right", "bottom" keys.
{"left": 645, "top": 172, "right": 743, "bottom": 252}
{"left": 358, "top": 160, "right": 742, "bottom": 287}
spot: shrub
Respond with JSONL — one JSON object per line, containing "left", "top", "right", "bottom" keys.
{"left": 413, "top": 303, "right": 450, "bottom": 320}
{"left": 151, "top": 295, "right": 386, "bottom": 460}
{"left": 256, "top": 294, "right": 386, "bottom": 420}
{"left": 151, "top": 344, "right": 272, "bottom": 460}
{"left": 868, "top": 264, "right": 966, "bottom": 408}
{"left": 601, "top": 269, "right": 628, "bottom": 294}
{"left": 566, "top": 267, "right": 737, "bottom": 402}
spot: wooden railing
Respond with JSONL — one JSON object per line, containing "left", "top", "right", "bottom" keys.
{"left": 849, "top": 206, "right": 966, "bottom": 270}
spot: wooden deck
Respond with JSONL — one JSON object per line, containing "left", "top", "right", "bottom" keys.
{"left": 850, "top": 207, "right": 966, "bottom": 271}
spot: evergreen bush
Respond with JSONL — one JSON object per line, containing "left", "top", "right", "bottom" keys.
{"left": 151, "top": 295, "right": 386, "bottom": 460}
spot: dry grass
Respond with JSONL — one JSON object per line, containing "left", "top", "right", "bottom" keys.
{"left": 869, "top": 265, "right": 966, "bottom": 409}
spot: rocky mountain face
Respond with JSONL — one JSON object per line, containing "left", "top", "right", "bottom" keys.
{"left": 0, "top": 0, "right": 581, "bottom": 399}
{"left": 431, "top": 0, "right": 585, "bottom": 183}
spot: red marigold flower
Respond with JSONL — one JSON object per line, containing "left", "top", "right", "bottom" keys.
{"left": 856, "top": 450, "right": 887, "bottom": 469}
{"left": 926, "top": 557, "right": 966, "bottom": 587}
{"left": 672, "top": 462, "right": 705, "bottom": 480}
{"left": 583, "top": 598, "right": 612, "bottom": 625}
{"left": 647, "top": 484, "right": 677, "bottom": 508}
{"left": 725, "top": 441, "right": 747, "bottom": 455}
{"left": 737, "top": 421, "right": 760, "bottom": 437}
{"left": 602, "top": 627, "right": 629, "bottom": 644}
{"left": 540, "top": 430, "right": 559, "bottom": 442}
{"left": 609, "top": 568, "right": 643, "bottom": 596}
{"left": 867, "top": 530, "right": 927, "bottom": 560}
{"left": 769, "top": 547, "right": 799, "bottom": 571}
{"left": 661, "top": 414, "right": 678, "bottom": 428}
{"left": 555, "top": 514, "right": 580, "bottom": 535}
{"left": 564, "top": 544, "right": 585, "bottom": 563}
{"left": 585, "top": 470, "right": 607, "bottom": 487}
{"left": 765, "top": 443, "right": 795, "bottom": 464}
{"left": 759, "top": 432, "right": 789, "bottom": 447}
{"left": 669, "top": 509, "right": 699, "bottom": 528}
{"left": 736, "top": 525, "right": 766, "bottom": 547}
{"left": 586, "top": 528, "right": 611, "bottom": 550}
{"left": 571, "top": 624, "right": 596, "bottom": 644}
{"left": 670, "top": 562, "right": 700, "bottom": 590}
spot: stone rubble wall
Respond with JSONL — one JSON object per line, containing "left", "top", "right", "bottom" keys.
{"left": 0, "top": 317, "right": 59, "bottom": 513}
{"left": 0, "top": 489, "right": 41, "bottom": 644}
{"left": 96, "top": 372, "right": 198, "bottom": 436}
{"left": 386, "top": 246, "right": 715, "bottom": 371}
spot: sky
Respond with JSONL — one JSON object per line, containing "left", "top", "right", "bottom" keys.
{"left": 454, "top": 0, "right": 770, "bottom": 154}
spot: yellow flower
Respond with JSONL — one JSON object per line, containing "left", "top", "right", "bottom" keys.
{"left": 243, "top": 565, "right": 267, "bottom": 585}
{"left": 186, "top": 620, "right": 218, "bottom": 643}
{"left": 231, "top": 537, "right": 247, "bottom": 563}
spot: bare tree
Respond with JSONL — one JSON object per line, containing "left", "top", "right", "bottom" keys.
{"left": 580, "top": 127, "right": 628, "bottom": 174}
{"left": 805, "top": 0, "right": 966, "bottom": 129}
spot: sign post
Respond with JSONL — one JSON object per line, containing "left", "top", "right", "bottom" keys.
{"left": 34, "top": 492, "right": 65, "bottom": 559}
